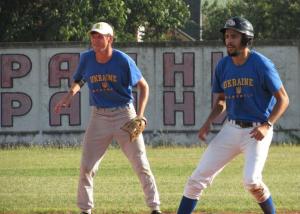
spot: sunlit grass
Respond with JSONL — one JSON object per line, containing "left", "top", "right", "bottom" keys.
{"left": 0, "top": 145, "right": 299, "bottom": 214}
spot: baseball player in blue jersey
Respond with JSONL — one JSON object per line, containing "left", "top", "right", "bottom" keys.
{"left": 55, "top": 22, "right": 161, "bottom": 214}
{"left": 177, "top": 17, "right": 289, "bottom": 214}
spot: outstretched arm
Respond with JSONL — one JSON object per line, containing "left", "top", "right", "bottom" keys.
{"left": 54, "top": 82, "right": 82, "bottom": 113}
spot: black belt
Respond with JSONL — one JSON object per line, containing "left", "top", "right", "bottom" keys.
{"left": 96, "top": 103, "right": 131, "bottom": 112}
{"left": 229, "top": 120, "right": 260, "bottom": 128}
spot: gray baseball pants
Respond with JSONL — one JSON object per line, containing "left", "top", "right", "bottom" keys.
{"left": 77, "top": 104, "right": 160, "bottom": 213}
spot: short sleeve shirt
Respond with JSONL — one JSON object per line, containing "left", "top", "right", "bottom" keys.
{"left": 212, "top": 50, "right": 282, "bottom": 122}
{"left": 73, "top": 49, "right": 142, "bottom": 108}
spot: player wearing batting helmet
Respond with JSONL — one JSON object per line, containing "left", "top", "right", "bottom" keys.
{"left": 176, "top": 17, "right": 289, "bottom": 214}
{"left": 55, "top": 22, "right": 162, "bottom": 214}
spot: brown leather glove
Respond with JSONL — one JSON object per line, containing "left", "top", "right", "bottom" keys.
{"left": 121, "top": 116, "right": 147, "bottom": 142}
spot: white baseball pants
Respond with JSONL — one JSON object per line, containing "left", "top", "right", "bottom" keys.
{"left": 77, "top": 104, "right": 160, "bottom": 213}
{"left": 184, "top": 121, "right": 273, "bottom": 203}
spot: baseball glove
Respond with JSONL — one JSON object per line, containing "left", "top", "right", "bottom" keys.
{"left": 121, "top": 116, "right": 147, "bottom": 142}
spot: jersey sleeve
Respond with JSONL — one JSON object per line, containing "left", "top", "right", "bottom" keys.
{"left": 212, "top": 61, "right": 224, "bottom": 93}
{"left": 127, "top": 56, "right": 142, "bottom": 86}
{"left": 73, "top": 52, "right": 86, "bottom": 82}
{"left": 263, "top": 59, "right": 283, "bottom": 93}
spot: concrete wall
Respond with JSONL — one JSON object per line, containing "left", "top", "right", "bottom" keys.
{"left": 0, "top": 41, "right": 299, "bottom": 146}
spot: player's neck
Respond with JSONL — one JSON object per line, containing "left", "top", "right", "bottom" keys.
{"left": 232, "top": 48, "right": 250, "bottom": 66}
{"left": 95, "top": 47, "right": 113, "bottom": 64}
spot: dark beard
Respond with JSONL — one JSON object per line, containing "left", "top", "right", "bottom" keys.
{"left": 227, "top": 50, "right": 240, "bottom": 57}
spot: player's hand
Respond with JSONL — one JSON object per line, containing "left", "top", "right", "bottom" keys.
{"left": 198, "top": 121, "right": 211, "bottom": 141}
{"left": 54, "top": 96, "right": 71, "bottom": 113}
{"left": 249, "top": 124, "right": 270, "bottom": 141}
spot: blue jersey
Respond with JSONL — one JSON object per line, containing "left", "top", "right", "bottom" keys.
{"left": 73, "top": 49, "right": 142, "bottom": 108}
{"left": 212, "top": 50, "right": 282, "bottom": 122}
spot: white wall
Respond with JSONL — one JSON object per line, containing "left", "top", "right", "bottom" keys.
{"left": 0, "top": 41, "right": 299, "bottom": 145}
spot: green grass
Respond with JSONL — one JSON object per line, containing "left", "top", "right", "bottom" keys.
{"left": 0, "top": 145, "right": 299, "bottom": 214}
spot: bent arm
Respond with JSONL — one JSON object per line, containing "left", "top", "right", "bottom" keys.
{"left": 267, "top": 85, "right": 289, "bottom": 125}
{"left": 250, "top": 86, "right": 289, "bottom": 141}
{"left": 136, "top": 77, "right": 149, "bottom": 117}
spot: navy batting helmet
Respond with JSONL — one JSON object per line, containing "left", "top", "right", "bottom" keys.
{"left": 220, "top": 17, "right": 254, "bottom": 38}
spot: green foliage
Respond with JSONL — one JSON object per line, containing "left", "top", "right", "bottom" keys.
{"left": 202, "top": 0, "right": 300, "bottom": 40}
{"left": 0, "top": 0, "right": 190, "bottom": 42}
{"left": 0, "top": 0, "right": 92, "bottom": 42}
{"left": 131, "top": 0, "right": 190, "bottom": 41}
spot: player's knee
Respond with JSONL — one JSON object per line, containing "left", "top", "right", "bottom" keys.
{"left": 243, "top": 181, "right": 270, "bottom": 203}
{"left": 80, "top": 164, "right": 97, "bottom": 178}
{"left": 130, "top": 158, "right": 154, "bottom": 180}
{"left": 131, "top": 153, "right": 152, "bottom": 172}
{"left": 243, "top": 175, "right": 261, "bottom": 189}
{"left": 183, "top": 177, "right": 206, "bottom": 200}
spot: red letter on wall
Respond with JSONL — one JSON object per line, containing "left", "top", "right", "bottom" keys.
{"left": 1, "top": 92, "right": 32, "bottom": 127}
{"left": 49, "top": 92, "right": 81, "bottom": 126}
{"left": 48, "top": 53, "right": 79, "bottom": 87}
{"left": 211, "top": 52, "right": 227, "bottom": 124}
{"left": 0, "top": 54, "right": 31, "bottom": 88}
{"left": 48, "top": 53, "right": 80, "bottom": 127}
{"left": 163, "top": 91, "right": 195, "bottom": 125}
{"left": 163, "top": 52, "right": 194, "bottom": 87}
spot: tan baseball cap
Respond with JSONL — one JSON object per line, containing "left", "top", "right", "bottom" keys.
{"left": 88, "top": 22, "right": 114, "bottom": 36}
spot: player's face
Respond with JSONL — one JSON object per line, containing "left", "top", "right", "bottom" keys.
{"left": 90, "top": 32, "right": 112, "bottom": 52}
{"left": 224, "top": 29, "right": 244, "bottom": 57}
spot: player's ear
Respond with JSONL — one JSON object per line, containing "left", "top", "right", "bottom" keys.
{"left": 108, "top": 35, "right": 114, "bottom": 43}
{"left": 241, "top": 34, "right": 253, "bottom": 47}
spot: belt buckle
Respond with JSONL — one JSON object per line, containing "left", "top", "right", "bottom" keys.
{"left": 236, "top": 120, "right": 252, "bottom": 128}
{"left": 110, "top": 104, "right": 128, "bottom": 112}
{"left": 109, "top": 107, "right": 119, "bottom": 112}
